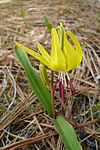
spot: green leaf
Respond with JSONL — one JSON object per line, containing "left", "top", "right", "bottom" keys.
{"left": 14, "top": 46, "right": 52, "bottom": 116}
{"left": 20, "top": 9, "right": 25, "bottom": 18}
{"left": 54, "top": 116, "right": 82, "bottom": 150}
{"left": 19, "top": 0, "right": 25, "bottom": 18}
{"left": 44, "top": 16, "right": 52, "bottom": 32}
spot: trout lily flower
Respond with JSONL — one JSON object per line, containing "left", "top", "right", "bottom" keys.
{"left": 15, "top": 24, "right": 82, "bottom": 72}
{"left": 15, "top": 23, "right": 82, "bottom": 102}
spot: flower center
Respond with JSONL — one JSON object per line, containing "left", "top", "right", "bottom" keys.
{"left": 53, "top": 71, "right": 76, "bottom": 103}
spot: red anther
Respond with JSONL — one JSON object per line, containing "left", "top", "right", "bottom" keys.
{"left": 59, "top": 80, "right": 62, "bottom": 98}
{"left": 68, "top": 80, "right": 76, "bottom": 96}
{"left": 65, "top": 75, "right": 76, "bottom": 96}
{"left": 53, "top": 79, "right": 59, "bottom": 95}
{"left": 61, "top": 83, "right": 65, "bottom": 103}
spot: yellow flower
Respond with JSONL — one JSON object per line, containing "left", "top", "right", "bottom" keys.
{"left": 15, "top": 24, "right": 82, "bottom": 71}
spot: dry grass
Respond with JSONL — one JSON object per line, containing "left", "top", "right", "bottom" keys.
{"left": 0, "top": 0, "right": 100, "bottom": 149}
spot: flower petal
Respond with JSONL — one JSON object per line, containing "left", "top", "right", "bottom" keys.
{"left": 66, "top": 30, "right": 82, "bottom": 65}
{"left": 59, "top": 24, "right": 82, "bottom": 71}
{"left": 15, "top": 42, "right": 50, "bottom": 68}
{"left": 50, "top": 28, "right": 67, "bottom": 71}
{"left": 63, "top": 39, "right": 79, "bottom": 71}
{"left": 39, "top": 64, "right": 50, "bottom": 88}
{"left": 63, "top": 31, "right": 82, "bottom": 71}
{"left": 38, "top": 44, "right": 50, "bottom": 61}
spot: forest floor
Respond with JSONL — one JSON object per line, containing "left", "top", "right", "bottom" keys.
{"left": 0, "top": 0, "right": 100, "bottom": 150}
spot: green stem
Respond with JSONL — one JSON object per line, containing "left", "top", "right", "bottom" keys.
{"left": 51, "top": 70, "right": 55, "bottom": 119}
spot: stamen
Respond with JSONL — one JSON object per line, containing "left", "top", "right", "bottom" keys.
{"left": 61, "top": 71, "right": 64, "bottom": 84}
{"left": 58, "top": 71, "right": 66, "bottom": 102}
{"left": 61, "top": 82, "right": 65, "bottom": 103}
{"left": 53, "top": 79, "right": 59, "bottom": 95}
{"left": 65, "top": 74, "right": 76, "bottom": 96}
{"left": 66, "top": 72, "right": 70, "bottom": 81}
{"left": 68, "top": 80, "right": 76, "bottom": 96}
{"left": 54, "top": 71, "right": 67, "bottom": 103}
{"left": 59, "top": 80, "right": 62, "bottom": 98}
{"left": 63, "top": 72, "right": 67, "bottom": 87}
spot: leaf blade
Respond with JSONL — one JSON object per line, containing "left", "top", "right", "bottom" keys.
{"left": 44, "top": 16, "right": 52, "bottom": 32}
{"left": 54, "top": 116, "right": 82, "bottom": 150}
{"left": 14, "top": 46, "right": 52, "bottom": 116}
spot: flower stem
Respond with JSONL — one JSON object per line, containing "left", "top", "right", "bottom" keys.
{"left": 51, "top": 70, "right": 55, "bottom": 119}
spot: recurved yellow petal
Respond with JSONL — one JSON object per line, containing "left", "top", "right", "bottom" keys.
{"left": 15, "top": 42, "right": 49, "bottom": 68}
{"left": 66, "top": 31, "right": 82, "bottom": 65}
{"left": 63, "top": 30, "right": 82, "bottom": 71}
{"left": 38, "top": 44, "right": 50, "bottom": 61}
